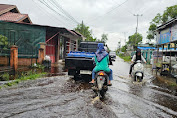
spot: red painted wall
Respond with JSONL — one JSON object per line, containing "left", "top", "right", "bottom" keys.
{"left": 46, "top": 32, "right": 57, "bottom": 63}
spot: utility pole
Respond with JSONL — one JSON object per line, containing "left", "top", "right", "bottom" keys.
{"left": 134, "top": 14, "right": 143, "bottom": 48}
{"left": 82, "top": 20, "right": 84, "bottom": 36}
{"left": 123, "top": 32, "right": 127, "bottom": 44}
{"left": 120, "top": 39, "right": 122, "bottom": 49}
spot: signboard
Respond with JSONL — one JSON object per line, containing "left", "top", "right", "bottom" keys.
{"left": 171, "top": 24, "right": 177, "bottom": 41}
{"left": 157, "top": 28, "right": 171, "bottom": 45}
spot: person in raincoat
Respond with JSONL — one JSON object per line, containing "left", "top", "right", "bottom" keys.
{"left": 90, "top": 43, "right": 113, "bottom": 85}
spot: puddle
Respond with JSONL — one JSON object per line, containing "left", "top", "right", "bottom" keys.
{"left": 0, "top": 64, "right": 66, "bottom": 82}
{"left": 61, "top": 78, "right": 92, "bottom": 93}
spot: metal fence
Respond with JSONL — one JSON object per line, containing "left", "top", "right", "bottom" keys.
{"left": 131, "top": 50, "right": 154, "bottom": 64}
{"left": 0, "top": 21, "right": 46, "bottom": 73}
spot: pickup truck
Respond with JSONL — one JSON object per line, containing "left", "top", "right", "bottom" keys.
{"left": 65, "top": 42, "right": 101, "bottom": 78}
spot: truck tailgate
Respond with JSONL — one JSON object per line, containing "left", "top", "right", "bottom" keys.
{"left": 65, "top": 57, "right": 94, "bottom": 70}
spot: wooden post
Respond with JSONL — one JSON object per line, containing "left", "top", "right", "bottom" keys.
{"left": 10, "top": 45, "right": 18, "bottom": 71}
{"left": 57, "top": 35, "right": 60, "bottom": 61}
{"left": 38, "top": 48, "right": 44, "bottom": 64}
{"left": 170, "top": 43, "right": 172, "bottom": 75}
{"left": 76, "top": 39, "right": 78, "bottom": 51}
{"left": 39, "top": 42, "right": 46, "bottom": 56}
{"left": 156, "top": 46, "right": 159, "bottom": 76}
{"left": 68, "top": 39, "right": 71, "bottom": 53}
{"left": 38, "top": 42, "right": 46, "bottom": 64}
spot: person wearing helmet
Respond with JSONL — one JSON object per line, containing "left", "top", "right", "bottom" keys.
{"left": 129, "top": 49, "right": 146, "bottom": 77}
{"left": 90, "top": 43, "right": 113, "bottom": 85}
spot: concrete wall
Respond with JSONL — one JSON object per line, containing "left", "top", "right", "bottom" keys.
{"left": 18, "top": 58, "right": 37, "bottom": 66}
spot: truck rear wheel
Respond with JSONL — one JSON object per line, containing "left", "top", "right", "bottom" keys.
{"left": 68, "top": 69, "right": 76, "bottom": 76}
{"left": 74, "top": 69, "right": 80, "bottom": 80}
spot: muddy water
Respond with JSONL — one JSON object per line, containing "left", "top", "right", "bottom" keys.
{"left": 0, "top": 76, "right": 117, "bottom": 118}
{"left": 0, "top": 57, "right": 177, "bottom": 118}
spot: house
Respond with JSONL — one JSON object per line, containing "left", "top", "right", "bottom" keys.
{"left": 0, "top": 5, "right": 82, "bottom": 70}
{"left": 156, "top": 17, "right": 177, "bottom": 46}
{"left": 154, "top": 17, "right": 177, "bottom": 75}
{"left": 0, "top": 4, "right": 32, "bottom": 24}
{"left": 0, "top": 21, "right": 81, "bottom": 66}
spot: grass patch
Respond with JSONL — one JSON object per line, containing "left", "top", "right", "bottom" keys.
{"left": 119, "top": 54, "right": 131, "bottom": 62}
{"left": 168, "top": 82, "right": 177, "bottom": 87}
{"left": 0, "top": 73, "right": 10, "bottom": 81}
{"left": 0, "top": 72, "right": 47, "bottom": 89}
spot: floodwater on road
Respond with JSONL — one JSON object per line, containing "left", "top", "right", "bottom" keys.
{"left": 0, "top": 76, "right": 117, "bottom": 118}
{"left": 0, "top": 57, "right": 177, "bottom": 118}
{"left": 108, "top": 57, "right": 177, "bottom": 118}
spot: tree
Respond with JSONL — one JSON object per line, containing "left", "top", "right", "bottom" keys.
{"left": 0, "top": 35, "right": 9, "bottom": 49}
{"left": 147, "top": 5, "right": 177, "bottom": 40}
{"left": 162, "top": 5, "right": 177, "bottom": 23}
{"left": 116, "top": 41, "right": 121, "bottom": 52}
{"left": 121, "top": 45, "right": 127, "bottom": 52}
{"left": 152, "top": 13, "right": 162, "bottom": 25}
{"left": 127, "top": 33, "right": 143, "bottom": 48}
{"left": 146, "top": 23, "right": 157, "bottom": 40}
{"left": 74, "top": 21, "right": 96, "bottom": 41}
{"left": 101, "top": 33, "right": 108, "bottom": 42}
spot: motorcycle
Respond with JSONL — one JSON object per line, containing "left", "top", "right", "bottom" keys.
{"left": 132, "top": 60, "right": 144, "bottom": 82}
{"left": 92, "top": 71, "right": 109, "bottom": 99}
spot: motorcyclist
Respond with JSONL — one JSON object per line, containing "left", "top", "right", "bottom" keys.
{"left": 90, "top": 43, "right": 113, "bottom": 85}
{"left": 129, "top": 49, "right": 146, "bottom": 77}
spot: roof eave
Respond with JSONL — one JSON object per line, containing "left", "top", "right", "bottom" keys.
{"left": 16, "top": 14, "right": 32, "bottom": 24}
{"left": 156, "top": 17, "right": 177, "bottom": 31}
{"left": 0, "top": 5, "right": 19, "bottom": 15}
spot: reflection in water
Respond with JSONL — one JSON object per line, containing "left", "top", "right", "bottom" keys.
{"left": 46, "top": 63, "right": 66, "bottom": 77}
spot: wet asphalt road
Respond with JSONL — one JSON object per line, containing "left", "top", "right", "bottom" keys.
{"left": 0, "top": 57, "right": 177, "bottom": 118}
{"left": 109, "top": 57, "right": 177, "bottom": 118}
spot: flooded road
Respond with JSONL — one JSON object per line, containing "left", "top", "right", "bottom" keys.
{"left": 108, "top": 57, "right": 177, "bottom": 118}
{"left": 0, "top": 57, "right": 177, "bottom": 118}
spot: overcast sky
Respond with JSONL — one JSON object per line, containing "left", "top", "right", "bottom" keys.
{"left": 0, "top": 0, "right": 177, "bottom": 50}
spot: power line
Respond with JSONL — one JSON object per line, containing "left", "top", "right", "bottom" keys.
{"left": 86, "top": 0, "right": 130, "bottom": 23}
{"left": 38, "top": 0, "right": 78, "bottom": 25}
{"left": 47, "top": 0, "right": 79, "bottom": 24}
{"left": 51, "top": 0, "right": 79, "bottom": 24}
{"left": 32, "top": 0, "right": 73, "bottom": 27}
{"left": 111, "top": 0, "right": 134, "bottom": 15}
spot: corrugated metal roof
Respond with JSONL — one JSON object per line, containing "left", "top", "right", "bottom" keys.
{"left": 156, "top": 17, "right": 177, "bottom": 30}
{"left": 0, "top": 21, "right": 80, "bottom": 37}
{"left": 0, "top": 12, "right": 28, "bottom": 22}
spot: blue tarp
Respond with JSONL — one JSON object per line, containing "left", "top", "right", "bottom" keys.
{"left": 67, "top": 51, "right": 95, "bottom": 58}
{"left": 137, "top": 47, "right": 156, "bottom": 50}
